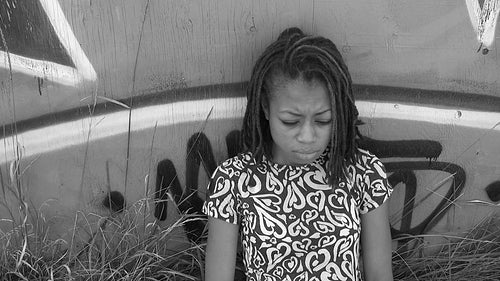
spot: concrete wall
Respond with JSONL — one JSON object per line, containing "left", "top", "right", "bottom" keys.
{"left": 1, "top": 0, "right": 499, "bottom": 249}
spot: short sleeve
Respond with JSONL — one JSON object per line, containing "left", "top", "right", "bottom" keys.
{"left": 359, "top": 153, "right": 393, "bottom": 214}
{"left": 202, "top": 160, "right": 241, "bottom": 225}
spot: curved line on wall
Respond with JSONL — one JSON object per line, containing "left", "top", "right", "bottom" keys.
{"left": 1, "top": 95, "right": 499, "bottom": 165}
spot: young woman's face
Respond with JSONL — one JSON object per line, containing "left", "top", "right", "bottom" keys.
{"left": 263, "top": 77, "right": 332, "bottom": 165}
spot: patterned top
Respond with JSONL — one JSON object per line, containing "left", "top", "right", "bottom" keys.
{"left": 203, "top": 148, "right": 392, "bottom": 281}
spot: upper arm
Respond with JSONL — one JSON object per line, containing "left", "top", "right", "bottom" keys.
{"left": 360, "top": 200, "right": 393, "bottom": 281}
{"left": 205, "top": 217, "right": 239, "bottom": 281}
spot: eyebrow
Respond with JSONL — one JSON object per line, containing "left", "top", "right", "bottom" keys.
{"left": 279, "top": 108, "right": 331, "bottom": 116}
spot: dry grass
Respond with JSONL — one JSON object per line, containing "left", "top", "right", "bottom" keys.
{"left": 3, "top": 205, "right": 500, "bottom": 281}
{"left": 0, "top": 199, "right": 207, "bottom": 281}
{"left": 1, "top": 149, "right": 499, "bottom": 280}
{"left": 393, "top": 215, "right": 500, "bottom": 281}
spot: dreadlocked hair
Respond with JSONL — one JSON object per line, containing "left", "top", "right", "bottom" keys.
{"left": 241, "top": 27, "right": 359, "bottom": 185}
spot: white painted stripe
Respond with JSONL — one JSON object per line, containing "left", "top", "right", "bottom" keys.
{"left": 357, "top": 101, "right": 500, "bottom": 130}
{"left": 0, "top": 98, "right": 246, "bottom": 165}
{"left": 1, "top": 98, "right": 499, "bottom": 165}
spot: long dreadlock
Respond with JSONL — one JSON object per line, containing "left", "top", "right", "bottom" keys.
{"left": 241, "top": 27, "right": 359, "bottom": 185}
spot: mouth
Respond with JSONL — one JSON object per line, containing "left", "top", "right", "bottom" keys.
{"left": 295, "top": 150, "right": 319, "bottom": 156}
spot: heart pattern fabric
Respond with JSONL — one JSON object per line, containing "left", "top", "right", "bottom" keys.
{"left": 204, "top": 148, "right": 392, "bottom": 281}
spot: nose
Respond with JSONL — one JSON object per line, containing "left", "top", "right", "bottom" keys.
{"left": 296, "top": 122, "right": 315, "bottom": 144}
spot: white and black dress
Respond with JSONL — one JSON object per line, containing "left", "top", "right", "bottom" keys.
{"left": 203, "top": 148, "right": 392, "bottom": 281}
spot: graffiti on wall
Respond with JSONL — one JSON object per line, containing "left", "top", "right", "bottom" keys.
{"left": 0, "top": 70, "right": 499, "bottom": 255}
{"left": 153, "top": 130, "right": 470, "bottom": 243}
{"left": 1, "top": 0, "right": 500, "bottom": 255}
{"left": 1, "top": 84, "right": 500, "bottom": 244}
{"left": 0, "top": 0, "right": 96, "bottom": 86}
{"left": 148, "top": 86, "right": 500, "bottom": 244}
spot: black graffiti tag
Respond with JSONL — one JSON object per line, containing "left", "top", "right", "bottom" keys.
{"left": 154, "top": 131, "right": 241, "bottom": 242}
{"left": 358, "top": 137, "right": 466, "bottom": 237}
{"left": 154, "top": 132, "right": 474, "bottom": 243}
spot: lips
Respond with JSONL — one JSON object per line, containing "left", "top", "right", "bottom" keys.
{"left": 295, "top": 151, "right": 319, "bottom": 159}
{"left": 296, "top": 150, "right": 318, "bottom": 155}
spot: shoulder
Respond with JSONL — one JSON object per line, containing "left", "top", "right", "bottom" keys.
{"left": 354, "top": 148, "right": 385, "bottom": 170}
{"left": 346, "top": 148, "right": 388, "bottom": 182}
{"left": 219, "top": 151, "right": 256, "bottom": 169}
{"left": 355, "top": 147, "right": 380, "bottom": 163}
{"left": 212, "top": 151, "right": 257, "bottom": 178}
{"left": 353, "top": 148, "right": 393, "bottom": 213}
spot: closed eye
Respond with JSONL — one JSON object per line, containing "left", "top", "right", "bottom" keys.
{"left": 316, "top": 119, "right": 332, "bottom": 125}
{"left": 281, "top": 120, "right": 299, "bottom": 126}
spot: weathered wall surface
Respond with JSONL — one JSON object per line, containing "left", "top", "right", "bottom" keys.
{"left": 1, "top": 0, "right": 499, "bottom": 249}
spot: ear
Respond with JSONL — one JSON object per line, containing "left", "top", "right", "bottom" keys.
{"left": 261, "top": 98, "right": 269, "bottom": 120}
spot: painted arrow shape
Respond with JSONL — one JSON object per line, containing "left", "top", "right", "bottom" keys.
{"left": 465, "top": 0, "right": 500, "bottom": 49}
{"left": 0, "top": 0, "right": 96, "bottom": 86}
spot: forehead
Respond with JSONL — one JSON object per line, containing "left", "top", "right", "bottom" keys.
{"left": 268, "top": 76, "right": 331, "bottom": 112}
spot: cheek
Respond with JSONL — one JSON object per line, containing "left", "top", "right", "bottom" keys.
{"left": 269, "top": 120, "right": 291, "bottom": 138}
{"left": 318, "top": 125, "right": 332, "bottom": 142}
{"left": 269, "top": 122, "right": 298, "bottom": 150}
{"left": 322, "top": 125, "right": 333, "bottom": 136}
